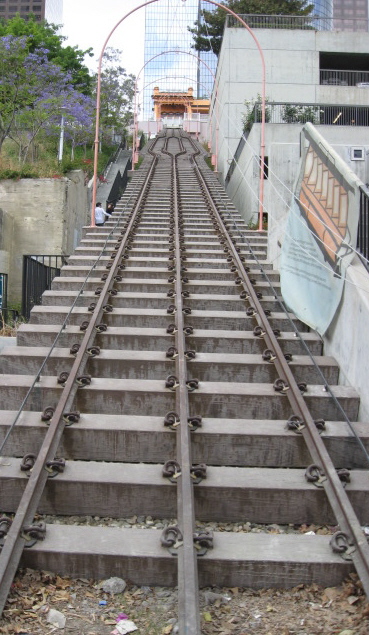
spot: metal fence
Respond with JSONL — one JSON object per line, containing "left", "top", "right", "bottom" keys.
{"left": 321, "top": 70, "right": 369, "bottom": 87}
{"left": 0, "top": 273, "right": 8, "bottom": 310}
{"left": 248, "top": 102, "right": 369, "bottom": 128}
{"left": 22, "top": 255, "right": 69, "bottom": 320}
{"left": 226, "top": 14, "right": 368, "bottom": 32}
{"left": 358, "top": 188, "right": 369, "bottom": 270}
{"left": 106, "top": 157, "right": 132, "bottom": 208}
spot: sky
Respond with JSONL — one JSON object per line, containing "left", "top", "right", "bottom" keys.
{"left": 61, "top": 0, "right": 146, "bottom": 77}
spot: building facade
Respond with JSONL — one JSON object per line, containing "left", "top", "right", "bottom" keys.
{"left": 143, "top": 0, "right": 217, "bottom": 119}
{"left": 0, "top": 0, "right": 63, "bottom": 22}
{"left": 333, "top": 0, "right": 368, "bottom": 31}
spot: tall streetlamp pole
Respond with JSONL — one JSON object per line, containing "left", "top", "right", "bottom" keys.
{"left": 91, "top": 0, "right": 266, "bottom": 229}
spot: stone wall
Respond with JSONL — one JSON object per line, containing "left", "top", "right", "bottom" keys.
{"left": 0, "top": 170, "right": 88, "bottom": 305}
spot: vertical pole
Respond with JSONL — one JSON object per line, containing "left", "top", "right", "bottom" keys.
{"left": 58, "top": 113, "right": 65, "bottom": 162}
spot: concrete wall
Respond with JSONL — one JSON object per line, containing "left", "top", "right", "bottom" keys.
{"left": 325, "top": 256, "right": 369, "bottom": 420}
{"left": 211, "top": 26, "right": 369, "bottom": 183}
{"left": 0, "top": 170, "right": 88, "bottom": 305}
{"left": 212, "top": 25, "right": 369, "bottom": 420}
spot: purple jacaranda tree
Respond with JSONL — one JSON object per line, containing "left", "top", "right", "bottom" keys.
{"left": 0, "top": 35, "right": 94, "bottom": 161}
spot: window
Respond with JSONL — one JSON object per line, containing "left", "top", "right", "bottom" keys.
{"left": 351, "top": 147, "right": 364, "bottom": 160}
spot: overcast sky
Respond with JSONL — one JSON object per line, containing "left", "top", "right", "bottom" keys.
{"left": 62, "top": 0, "right": 145, "bottom": 76}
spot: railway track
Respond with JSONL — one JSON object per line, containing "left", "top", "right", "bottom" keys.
{"left": 0, "top": 129, "right": 369, "bottom": 633}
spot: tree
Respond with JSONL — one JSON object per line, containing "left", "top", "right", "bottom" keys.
{"left": 189, "top": 0, "right": 314, "bottom": 56}
{"left": 93, "top": 48, "right": 136, "bottom": 142}
{"left": 0, "top": 14, "right": 93, "bottom": 94}
{"left": 0, "top": 35, "right": 94, "bottom": 159}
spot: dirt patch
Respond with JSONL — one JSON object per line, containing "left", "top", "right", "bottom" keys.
{"left": 0, "top": 569, "right": 368, "bottom": 634}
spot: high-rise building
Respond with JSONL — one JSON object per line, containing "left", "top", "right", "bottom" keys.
{"left": 0, "top": 0, "right": 63, "bottom": 23}
{"left": 333, "top": 0, "right": 368, "bottom": 31}
{"left": 143, "top": 0, "right": 217, "bottom": 119}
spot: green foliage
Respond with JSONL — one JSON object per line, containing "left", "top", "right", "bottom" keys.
{"left": 281, "top": 103, "right": 320, "bottom": 124}
{"left": 92, "top": 48, "right": 135, "bottom": 141}
{"left": 0, "top": 14, "right": 93, "bottom": 94}
{"left": 189, "top": 0, "right": 314, "bottom": 56}
{"left": 134, "top": 156, "right": 144, "bottom": 170}
{"left": 242, "top": 94, "right": 271, "bottom": 132}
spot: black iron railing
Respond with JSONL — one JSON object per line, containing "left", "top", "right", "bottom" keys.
{"left": 106, "top": 158, "right": 132, "bottom": 208}
{"left": 226, "top": 14, "right": 369, "bottom": 32}
{"left": 244, "top": 102, "right": 369, "bottom": 131}
{"left": 358, "top": 188, "right": 369, "bottom": 270}
{"left": 22, "top": 255, "right": 69, "bottom": 320}
{"left": 0, "top": 273, "right": 8, "bottom": 310}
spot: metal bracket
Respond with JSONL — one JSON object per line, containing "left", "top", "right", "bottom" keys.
{"left": 330, "top": 531, "right": 356, "bottom": 561}
{"left": 194, "top": 530, "right": 213, "bottom": 556}
{"left": 21, "top": 522, "right": 46, "bottom": 548}
{"left": 161, "top": 526, "right": 183, "bottom": 555}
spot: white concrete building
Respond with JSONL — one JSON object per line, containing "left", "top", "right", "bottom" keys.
{"left": 209, "top": 20, "right": 369, "bottom": 418}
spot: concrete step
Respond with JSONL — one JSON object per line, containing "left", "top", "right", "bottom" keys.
{"left": 42, "top": 289, "right": 282, "bottom": 312}
{"left": 16, "top": 325, "right": 323, "bottom": 356}
{"left": 0, "top": 347, "right": 339, "bottom": 385}
{"left": 27, "top": 305, "right": 309, "bottom": 332}
{"left": 1, "top": 411, "right": 367, "bottom": 468}
{"left": 1, "top": 459, "right": 367, "bottom": 525}
{"left": 20, "top": 524, "right": 354, "bottom": 589}
{"left": 0, "top": 375, "right": 359, "bottom": 420}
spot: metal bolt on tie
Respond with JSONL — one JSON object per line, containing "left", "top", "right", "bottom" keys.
{"left": 305, "top": 464, "right": 327, "bottom": 487}
{"left": 330, "top": 531, "right": 356, "bottom": 560}
{"left": 186, "top": 378, "right": 199, "bottom": 392}
{"left": 162, "top": 460, "right": 182, "bottom": 482}
{"left": 193, "top": 530, "right": 214, "bottom": 556}
{"left": 164, "top": 411, "right": 180, "bottom": 429}
{"left": 41, "top": 407, "right": 55, "bottom": 422}
{"left": 45, "top": 458, "right": 66, "bottom": 478}
{"left": 57, "top": 372, "right": 69, "bottom": 386}
{"left": 69, "top": 343, "right": 80, "bottom": 356}
{"left": 190, "top": 463, "right": 207, "bottom": 484}
{"left": 165, "top": 375, "right": 179, "bottom": 390}
{"left": 87, "top": 346, "right": 101, "bottom": 357}
{"left": 188, "top": 416, "right": 202, "bottom": 431}
{"left": 161, "top": 525, "right": 183, "bottom": 555}
{"left": 62, "top": 411, "right": 81, "bottom": 426}
{"left": 273, "top": 378, "right": 289, "bottom": 393}
{"left": 262, "top": 349, "right": 276, "bottom": 362}
{"left": 76, "top": 374, "right": 92, "bottom": 387}
{"left": 20, "top": 453, "right": 36, "bottom": 474}
{"left": 166, "top": 347, "right": 178, "bottom": 359}
{"left": 95, "top": 323, "right": 108, "bottom": 333}
{"left": 286, "top": 415, "right": 305, "bottom": 433}
{"left": 21, "top": 522, "right": 46, "bottom": 548}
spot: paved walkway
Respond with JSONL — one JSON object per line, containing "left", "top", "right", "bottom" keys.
{"left": 96, "top": 148, "right": 132, "bottom": 206}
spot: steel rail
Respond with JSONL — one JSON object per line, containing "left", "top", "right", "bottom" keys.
{"left": 161, "top": 132, "right": 201, "bottom": 634}
{"left": 0, "top": 150, "right": 161, "bottom": 616}
{"left": 188, "top": 138, "right": 369, "bottom": 599}
{"left": 224, "top": 210, "right": 369, "bottom": 468}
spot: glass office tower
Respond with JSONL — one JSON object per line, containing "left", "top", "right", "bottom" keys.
{"left": 143, "top": 0, "right": 217, "bottom": 119}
